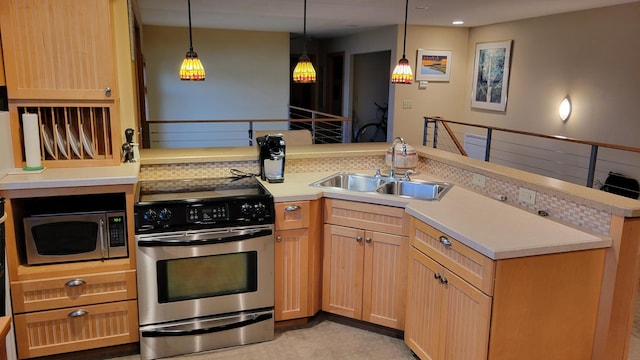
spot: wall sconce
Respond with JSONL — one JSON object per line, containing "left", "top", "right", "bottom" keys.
{"left": 559, "top": 96, "right": 571, "bottom": 122}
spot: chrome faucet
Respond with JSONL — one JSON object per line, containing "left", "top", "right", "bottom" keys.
{"left": 389, "top": 136, "right": 407, "bottom": 179}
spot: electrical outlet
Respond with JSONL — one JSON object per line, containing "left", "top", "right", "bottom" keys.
{"left": 518, "top": 188, "right": 537, "bottom": 205}
{"left": 471, "top": 173, "right": 486, "bottom": 188}
{"left": 402, "top": 100, "right": 412, "bottom": 109}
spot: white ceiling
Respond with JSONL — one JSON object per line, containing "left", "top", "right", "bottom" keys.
{"left": 137, "top": 0, "right": 637, "bottom": 38}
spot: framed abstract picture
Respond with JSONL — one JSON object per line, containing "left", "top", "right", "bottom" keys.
{"left": 471, "top": 40, "right": 513, "bottom": 111}
{"left": 416, "top": 49, "right": 452, "bottom": 81}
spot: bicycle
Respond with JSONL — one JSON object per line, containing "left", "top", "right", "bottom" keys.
{"left": 356, "top": 102, "right": 388, "bottom": 142}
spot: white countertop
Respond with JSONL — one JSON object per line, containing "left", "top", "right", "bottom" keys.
{"left": 0, "top": 162, "right": 139, "bottom": 190}
{"left": 259, "top": 170, "right": 611, "bottom": 260}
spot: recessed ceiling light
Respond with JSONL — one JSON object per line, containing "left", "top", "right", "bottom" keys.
{"left": 452, "top": 20, "right": 464, "bottom": 25}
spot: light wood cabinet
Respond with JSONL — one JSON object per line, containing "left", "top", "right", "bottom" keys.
{"left": 405, "top": 246, "right": 491, "bottom": 360}
{"left": 13, "top": 300, "right": 138, "bottom": 359}
{"left": 274, "top": 200, "right": 322, "bottom": 321}
{"left": 1, "top": 185, "right": 139, "bottom": 359}
{"left": 323, "top": 199, "right": 409, "bottom": 330}
{"left": 0, "top": 0, "right": 129, "bottom": 168}
{"left": 406, "top": 217, "right": 607, "bottom": 360}
{"left": 10, "top": 270, "right": 137, "bottom": 314}
{"left": 0, "top": 0, "right": 115, "bottom": 100}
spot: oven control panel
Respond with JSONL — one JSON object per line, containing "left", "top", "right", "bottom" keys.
{"left": 134, "top": 198, "right": 274, "bottom": 233}
{"left": 187, "top": 204, "right": 229, "bottom": 222}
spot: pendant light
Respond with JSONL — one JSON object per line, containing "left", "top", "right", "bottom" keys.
{"left": 179, "top": 0, "right": 205, "bottom": 80}
{"left": 293, "top": 0, "right": 316, "bottom": 83}
{"left": 391, "top": 0, "right": 413, "bottom": 84}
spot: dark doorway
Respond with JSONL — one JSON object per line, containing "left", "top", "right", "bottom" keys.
{"left": 326, "top": 52, "right": 344, "bottom": 116}
{"left": 352, "top": 51, "right": 391, "bottom": 142}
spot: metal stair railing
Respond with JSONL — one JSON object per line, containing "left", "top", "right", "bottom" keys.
{"left": 424, "top": 116, "right": 640, "bottom": 192}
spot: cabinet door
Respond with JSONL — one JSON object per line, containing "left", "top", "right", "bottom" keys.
{"left": 405, "top": 247, "right": 492, "bottom": 360}
{"left": 362, "top": 230, "right": 408, "bottom": 330}
{"left": 405, "top": 247, "right": 443, "bottom": 360}
{"left": 13, "top": 300, "right": 139, "bottom": 359}
{"left": 0, "top": 0, "right": 115, "bottom": 100}
{"left": 274, "top": 228, "right": 309, "bottom": 321}
{"left": 439, "top": 268, "right": 492, "bottom": 360}
{"left": 322, "top": 224, "right": 365, "bottom": 319}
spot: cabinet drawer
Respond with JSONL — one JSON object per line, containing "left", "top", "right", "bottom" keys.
{"left": 275, "top": 201, "right": 310, "bottom": 230}
{"left": 325, "top": 199, "right": 409, "bottom": 236}
{"left": 11, "top": 270, "right": 137, "bottom": 313}
{"left": 14, "top": 300, "right": 139, "bottom": 359}
{"left": 410, "top": 218, "right": 495, "bottom": 295}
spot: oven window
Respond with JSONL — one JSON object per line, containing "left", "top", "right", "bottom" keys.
{"left": 32, "top": 222, "right": 98, "bottom": 255}
{"left": 156, "top": 251, "right": 258, "bottom": 303}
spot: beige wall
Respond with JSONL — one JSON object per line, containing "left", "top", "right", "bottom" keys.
{"left": 461, "top": 3, "right": 640, "bottom": 149}
{"left": 391, "top": 25, "right": 470, "bottom": 146}
{"left": 143, "top": 26, "right": 290, "bottom": 121}
{"left": 389, "top": 3, "right": 640, "bottom": 150}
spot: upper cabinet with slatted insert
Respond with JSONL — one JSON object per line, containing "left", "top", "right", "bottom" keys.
{"left": 0, "top": 0, "right": 128, "bottom": 167}
{"left": 0, "top": 0, "right": 115, "bottom": 100}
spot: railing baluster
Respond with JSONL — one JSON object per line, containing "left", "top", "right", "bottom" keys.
{"left": 485, "top": 128, "right": 492, "bottom": 162}
{"left": 433, "top": 120, "right": 439, "bottom": 149}
{"left": 587, "top": 145, "right": 598, "bottom": 188}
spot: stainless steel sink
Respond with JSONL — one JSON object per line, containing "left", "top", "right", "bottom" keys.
{"left": 375, "top": 179, "right": 452, "bottom": 201}
{"left": 310, "top": 172, "right": 452, "bottom": 201}
{"left": 310, "top": 172, "right": 387, "bottom": 192}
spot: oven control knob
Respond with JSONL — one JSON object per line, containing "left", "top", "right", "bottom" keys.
{"left": 143, "top": 209, "right": 157, "bottom": 222}
{"left": 159, "top": 208, "right": 173, "bottom": 222}
{"left": 254, "top": 203, "right": 266, "bottom": 217}
{"left": 241, "top": 203, "right": 254, "bottom": 217}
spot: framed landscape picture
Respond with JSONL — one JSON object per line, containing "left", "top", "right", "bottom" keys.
{"left": 416, "top": 49, "right": 452, "bottom": 81}
{"left": 471, "top": 40, "right": 513, "bottom": 111}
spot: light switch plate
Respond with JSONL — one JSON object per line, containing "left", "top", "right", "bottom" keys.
{"left": 518, "top": 188, "right": 536, "bottom": 205}
{"left": 402, "top": 100, "right": 412, "bottom": 109}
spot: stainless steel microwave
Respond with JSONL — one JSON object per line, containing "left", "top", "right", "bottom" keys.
{"left": 24, "top": 211, "right": 128, "bottom": 265}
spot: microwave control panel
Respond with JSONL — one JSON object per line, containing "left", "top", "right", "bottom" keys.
{"left": 108, "top": 214, "right": 127, "bottom": 247}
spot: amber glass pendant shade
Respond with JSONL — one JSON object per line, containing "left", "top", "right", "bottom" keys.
{"left": 293, "top": 54, "right": 316, "bottom": 83}
{"left": 180, "top": 51, "right": 205, "bottom": 81}
{"left": 391, "top": 57, "right": 413, "bottom": 84}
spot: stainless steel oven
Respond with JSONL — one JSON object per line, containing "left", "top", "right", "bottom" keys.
{"left": 134, "top": 176, "right": 275, "bottom": 360}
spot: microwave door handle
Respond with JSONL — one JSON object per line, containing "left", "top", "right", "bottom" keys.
{"left": 99, "top": 219, "right": 107, "bottom": 259}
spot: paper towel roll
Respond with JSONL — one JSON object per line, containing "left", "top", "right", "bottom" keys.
{"left": 22, "top": 113, "right": 43, "bottom": 170}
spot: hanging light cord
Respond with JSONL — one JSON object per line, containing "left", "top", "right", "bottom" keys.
{"left": 187, "top": 0, "right": 194, "bottom": 52}
{"left": 401, "top": 0, "right": 408, "bottom": 58}
{"left": 302, "top": 0, "right": 308, "bottom": 53}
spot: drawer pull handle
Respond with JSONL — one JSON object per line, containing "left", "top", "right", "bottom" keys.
{"left": 68, "top": 309, "right": 88, "bottom": 318}
{"left": 365, "top": 237, "right": 372, "bottom": 243}
{"left": 284, "top": 205, "right": 301, "bottom": 212}
{"left": 276, "top": 235, "right": 282, "bottom": 242}
{"left": 356, "top": 236, "right": 363, "bottom": 242}
{"left": 439, "top": 236, "right": 452, "bottom": 247}
{"left": 65, "top": 279, "right": 86, "bottom": 287}
{"left": 104, "top": 87, "right": 112, "bottom": 97}
{"left": 434, "top": 273, "right": 442, "bottom": 280}
{"left": 440, "top": 277, "right": 449, "bottom": 285}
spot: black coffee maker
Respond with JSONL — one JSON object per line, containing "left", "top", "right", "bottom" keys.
{"left": 256, "top": 134, "right": 285, "bottom": 183}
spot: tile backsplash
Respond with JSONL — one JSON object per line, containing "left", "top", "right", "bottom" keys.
{"left": 140, "top": 153, "right": 611, "bottom": 236}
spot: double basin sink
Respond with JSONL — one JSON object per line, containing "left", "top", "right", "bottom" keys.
{"left": 310, "top": 172, "right": 452, "bottom": 201}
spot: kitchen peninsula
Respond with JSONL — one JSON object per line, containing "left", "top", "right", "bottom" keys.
{"left": 1, "top": 143, "right": 639, "bottom": 359}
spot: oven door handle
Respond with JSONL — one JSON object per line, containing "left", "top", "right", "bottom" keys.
{"left": 140, "top": 312, "right": 273, "bottom": 337}
{"left": 137, "top": 229, "right": 272, "bottom": 247}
